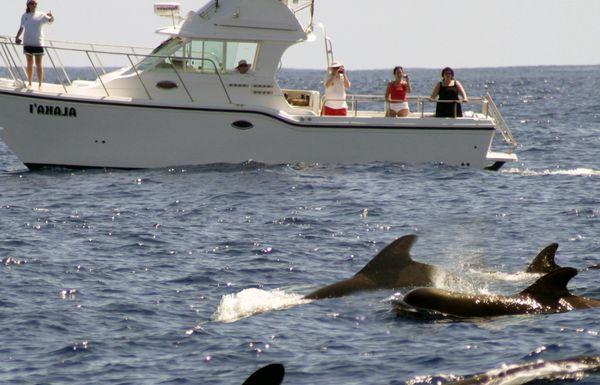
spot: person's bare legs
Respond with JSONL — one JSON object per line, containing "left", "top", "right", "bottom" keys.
{"left": 35, "top": 55, "right": 43, "bottom": 87}
{"left": 25, "top": 54, "right": 34, "bottom": 87}
{"left": 398, "top": 108, "right": 409, "bottom": 117}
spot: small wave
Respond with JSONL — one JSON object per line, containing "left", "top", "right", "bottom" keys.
{"left": 213, "top": 288, "right": 310, "bottom": 323}
{"left": 503, "top": 167, "right": 600, "bottom": 177}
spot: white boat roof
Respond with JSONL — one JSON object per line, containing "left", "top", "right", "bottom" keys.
{"left": 157, "top": 0, "right": 307, "bottom": 42}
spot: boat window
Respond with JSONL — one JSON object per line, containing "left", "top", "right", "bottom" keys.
{"left": 137, "top": 39, "right": 258, "bottom": 74}
{"left": 135, "top": 38, "right": 184, "bottom": 72}
{"left": 225, "top": 42, "right": 259, "bottom": 72}
{"left": 182, "top": 40, "right": 258, "bottom": 73}
{"left": 190, "top": 40, "right": 225, "bottom": 73}
{"left": 151, "top": 37, "right": 182, "bottom": 55}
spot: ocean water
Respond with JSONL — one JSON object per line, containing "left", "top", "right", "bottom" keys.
{"left": 0, "top": 66, "right": 599, "bottom": 385}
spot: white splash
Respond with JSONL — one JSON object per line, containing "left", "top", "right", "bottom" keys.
{"left": 503, "top": 167, "right": 600, "bottom": 177}
{"left": 431, "top": 271, "right": 482, "bottom": 293}
{"left": 466, "top": 361, "right": 591, "bottom": 385}
{"left": 213, "top": 288, "right": 311, "bottom": 323}
{"left": 406, "top": 360, "right": 598, "bottom": 385}
{"left": 470, "top": 269, "right": 537, "bottom": 282}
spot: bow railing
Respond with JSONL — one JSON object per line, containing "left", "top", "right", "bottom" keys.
{"left": 0, "top": 35, "right": 232, "bottom": 103}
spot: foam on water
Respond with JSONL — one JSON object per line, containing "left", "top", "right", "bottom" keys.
{"left": 407, "top": 360, "right": 599, "bottom": 385}
{"left": 503, "top": 167, "right": 600, "bottom": 177}
{"left": 213, "top": 288, "right": 311, "bottom": 323}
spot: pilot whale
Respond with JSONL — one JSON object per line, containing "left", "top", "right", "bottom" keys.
{"left": 304, "top": 235, "right": 446, "bottom": 299}
{"left": 399, "top": 267, "right": 600, "bottom": 318}
{"left": 304, "top": 235, "right": 570, "bottom": 300}
{"left": 525, "top": 242, "right": 560, "bottom": 273}
{"left": 525, "top": 242, "right": 599, "bottom": 273}
{"left": 241, "top": 363, "right": 284, "bottom": 385}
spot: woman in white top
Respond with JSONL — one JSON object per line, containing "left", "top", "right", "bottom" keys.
{"left": 15, "top": 0, "right": 54, "bottom": 88}
{"left": 322, "top": 61, "right": 351, "bottom": 116}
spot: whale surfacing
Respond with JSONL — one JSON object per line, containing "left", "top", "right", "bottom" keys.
{"left": 304, "top": 235, "right": 443, "bottom": 299}
{"left": 525, "top": 243, "right": 560, "bottom": 273}
{"left": 399, "top": 267, "right": 600, "bottom": 318}
{"left": 241, "top": 363, "right": 284, "bottom": 385}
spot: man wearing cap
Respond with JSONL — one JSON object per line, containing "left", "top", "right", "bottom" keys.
{"left": 322, "top": 61, "right": 351, "bottom": 116}
{"left": 235, "top": 59, "right": 252, "bottom": 75}
{"left": 15, "top": 0, "right": 54, "bottom": 88}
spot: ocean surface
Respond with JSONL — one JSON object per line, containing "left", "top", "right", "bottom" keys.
{"left": 0, "top": 66, "right": 599, "bottom": 385}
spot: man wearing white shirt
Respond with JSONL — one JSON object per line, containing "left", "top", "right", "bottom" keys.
{"left": 15, "top": 0, "right": 54, "bottom": 88}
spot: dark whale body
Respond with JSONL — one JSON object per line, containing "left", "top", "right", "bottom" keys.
{"left": 304, "top": 236, "right": 578, "bottom": 300}
{"left": 304, "top": 235, "right": 444, "bottom": 299}
{"left": 525, "top": 242, "right": 560, "bottom": 273}
{"left": 400, "top": 267, "right": 600, "bottom": 318}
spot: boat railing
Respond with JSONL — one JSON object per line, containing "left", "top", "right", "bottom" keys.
{"left": 321, "top": 94, "right": 517, "bottom": 146}
{"left": 484, "top": 92, "right": 517, "bottom": 147}
{"left": 322, "top": 95, "right": 486, "bottom": 117}
{"left": 0, "top": 36, "right": 232, "bottom": 103}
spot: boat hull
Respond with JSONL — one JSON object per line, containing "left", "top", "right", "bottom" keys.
{"left": 0, "top": 90, "right": 502, "bottom": 169}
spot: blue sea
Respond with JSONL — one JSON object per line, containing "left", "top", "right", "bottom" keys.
{"left": 0, "top": 66, "right": 599, "bottom": 385}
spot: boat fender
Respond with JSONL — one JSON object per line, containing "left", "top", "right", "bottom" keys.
{"left": 156, "top": 80, "right": 178, "bottom": 90}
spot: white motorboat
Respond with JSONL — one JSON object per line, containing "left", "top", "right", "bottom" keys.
{"left": 0, "top": 0, "right": 517, "bottom": 170}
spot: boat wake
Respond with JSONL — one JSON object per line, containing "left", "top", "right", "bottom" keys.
{"left": 213, "top": 288, "right": 310, "bottom": 323}
{"left": 503, "top": 167, "right": 600, "bottom": 177}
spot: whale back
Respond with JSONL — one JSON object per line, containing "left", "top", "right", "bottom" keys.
{"left": 242, "top": 363, "right": 285, "bottom": 385}
{"left": 520, "top": 267, "right": 577, "bottom": 302}
{"left": 526, "top": 243, "right": 560, "bottom": 273}
{"left": 305, "top": 235, "right": 440, "bottom": 299}
{"left": 355, "top": 234, "right": 417, "bottom": 286}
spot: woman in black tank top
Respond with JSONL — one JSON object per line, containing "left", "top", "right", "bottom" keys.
{"left": 430, "top": 67, "right": 468, "bottom": 118}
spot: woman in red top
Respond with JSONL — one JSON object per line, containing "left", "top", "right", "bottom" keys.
{"left": 385, "top": 66, "right": 411, "bottom": 117}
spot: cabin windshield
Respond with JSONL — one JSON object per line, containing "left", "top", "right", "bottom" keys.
{"left": 136, "top": 38, "right": 259, "bottom": 74}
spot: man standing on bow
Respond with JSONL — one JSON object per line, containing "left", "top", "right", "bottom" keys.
{"left": 15, "top": 0, "right": 54, "bottom": 88}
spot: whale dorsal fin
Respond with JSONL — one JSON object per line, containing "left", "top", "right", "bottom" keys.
{"left": 520, "top": 267, "right": 578, "bottom": 299}
{"left": 356, "top": 235, "right": 417, "bottom": 281}
{"left": 526, "top": 243, "right": 560, "bottom": 273}
{"left": 242, "top": 363, "right": 285, "bottom": 385}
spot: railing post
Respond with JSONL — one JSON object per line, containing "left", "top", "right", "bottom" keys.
{"left": 8, "top": 42, "right": 27, "bottom": 82}
{"left": 210, "top": 59, "right": 232, "bottom": 104}
{"left": 85, "top": 51, "right": 110, "bottom": 97}
{"left": 126, "top": 54, "right": 152, "bottom": 100}
{"left": 0, "top": 43, "right": 21, "bottom": 83}
{"left": 168, "top": 62, "right": 194, "bottom": 102}
{"left": 90, "top": 43, "right": 107, "bottom": 75}
{"left": 48, "top": 41, "right": 71, "bottom": 85}
{"left": 45, "top": 48, "right": 69, "bottom": 93}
